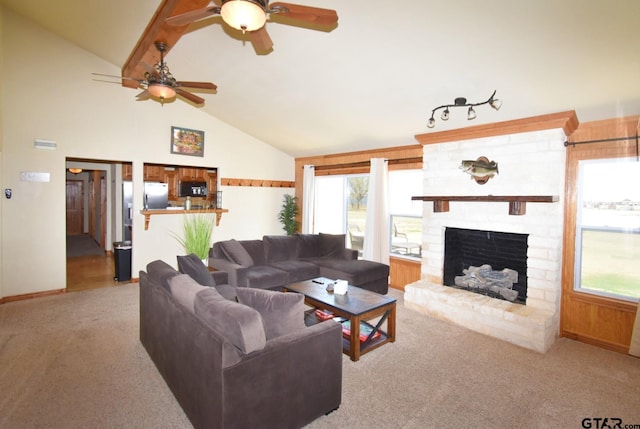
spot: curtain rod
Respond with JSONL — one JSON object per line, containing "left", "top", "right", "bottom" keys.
{"left": 310, "top": 157, "right": 422, "bottom": 171}
{"left": 563, "top": 135, "right": 638, "bottom": 147}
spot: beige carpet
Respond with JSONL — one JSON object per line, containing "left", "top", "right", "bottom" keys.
{"left": 1, "top": 284, "right": 639, "bottom": 429}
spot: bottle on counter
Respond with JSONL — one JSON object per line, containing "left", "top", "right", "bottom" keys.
{"left": 185, "top": 196, "right": 191, "bottom": 210}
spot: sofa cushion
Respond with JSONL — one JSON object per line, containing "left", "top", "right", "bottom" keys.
{"left": 236, "top": 288, "right": 306, "bottom": 340}
{"left": 263, "top": 235, "right": 298, "bottom": 263}
{"left": 146, "top": 260, "right": 181, "bottom": 292}
{"left": 295, "top": 234, "right": 322, "bottom": 258}
{"left": 315, "top": 259, "right": 389, "bottom": 285}
{"left": 319, "top": 233, "right": 346, "bottom": 257}
{"left": 244, "top": 266, "right": 290, "bottom": 290}
{"left": 194, "top": 288, "right": 266, "bottom": 354}
{"left": 267, "top": 260, "right": 320, "bottom": 283}
{"left": 177, "top": 253, "right": 215, "bottom": 287}
{"left": 169, "top": 274, "right": 208, "bottom": 313}
{"left": 220, "top": 239, "right": 255, "bottom": 267}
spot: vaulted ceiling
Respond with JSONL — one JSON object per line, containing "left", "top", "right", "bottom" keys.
{"left": 1, "top": 0, "right": 639, "bottom": 157}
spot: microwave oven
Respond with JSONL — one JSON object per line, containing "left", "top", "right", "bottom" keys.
{"left": 179, "top": 181, "right": 208, "bottom": 197}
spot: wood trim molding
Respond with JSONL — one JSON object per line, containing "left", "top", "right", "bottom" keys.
{"left": 221, "top": 178, "right": 295, "bottom": 188}
{"left": 0, "top": 289, "right": 66, "bottom": 305}
{"left": 415, "top": 110, "right": 579, "bottom": 145}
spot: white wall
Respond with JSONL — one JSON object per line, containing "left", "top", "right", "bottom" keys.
{"left": 0, "top": 7, "right": 294, "bottom": 298}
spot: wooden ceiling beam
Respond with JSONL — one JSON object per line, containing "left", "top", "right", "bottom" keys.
{"left": 121, "top": 0, "right": 210, "bottom": 88}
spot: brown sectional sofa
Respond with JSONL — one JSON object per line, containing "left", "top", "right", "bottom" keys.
{"left": 209, "top": 233, "right": 390, "bottom": 294}
{"left": 139, "top": 258, "right": 343, "bottom": 429}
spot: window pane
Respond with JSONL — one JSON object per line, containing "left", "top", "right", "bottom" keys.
{"left": 389, "top": 170, "right": 423, "bottom": 259}
{"left": 314, "top": 176, "right": 345, "bottom": 234}
{"left": 575, "top": 159, "right": 640, "bottom": 301}
{"left": 390, "top": 215, "right": 422, "bottom": 258}
{"left": 347, "top": 176, "right": 368, "bottom": 255}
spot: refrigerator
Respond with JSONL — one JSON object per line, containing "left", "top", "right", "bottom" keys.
{"left": 143, "top": 182, "right": 169, "bottom": 210}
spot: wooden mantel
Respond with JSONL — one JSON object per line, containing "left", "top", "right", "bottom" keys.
{"left": 141, "top": 209, "right": 228, "bottom": 230}
{"left": 415, "top": 111, "right": 579, "bottom": 145}
{"left": 411, "top": 195, "right": 559, "bottom": 215}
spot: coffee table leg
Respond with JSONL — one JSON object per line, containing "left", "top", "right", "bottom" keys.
{"left": 388, "top": 303, "right": 396, "bottom": 342}
{"left": 351, "top": 316, "right": 361, "bottom": 361}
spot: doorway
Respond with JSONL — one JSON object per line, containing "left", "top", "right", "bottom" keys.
{"left": 65, "top": 159, "right": 128, "bottom": 292}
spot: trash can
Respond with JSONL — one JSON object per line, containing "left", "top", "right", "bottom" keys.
{"left": 113, "top": 241, "right": 132, "bottom": 282}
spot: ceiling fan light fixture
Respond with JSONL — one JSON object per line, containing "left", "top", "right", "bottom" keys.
{"left": 148, "top": 83, "right": 176, "bottom": 101}
{"left": 221, "top": 0, "right": 267, "bottom": 32}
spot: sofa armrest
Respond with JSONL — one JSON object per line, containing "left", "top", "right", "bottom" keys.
{"left": 210, "top": 270, "right": 228, "bottom": 285}
{"left": 340, "top": 248, "right": 358, "bottom": 260}
{"left": 222, "top": 321, "right": 343, "bottom": 428}
{"left": 209, "top": 258, "right": 249, "bottom": 287}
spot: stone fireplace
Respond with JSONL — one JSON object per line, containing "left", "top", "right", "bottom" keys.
{"left": 405, "top": 112, "right": 577, "bottom": 353}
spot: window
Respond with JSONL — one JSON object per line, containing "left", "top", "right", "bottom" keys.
{"left": 389, "top": 170, "right": 423, "bottom": 259}
{"left": 313, "top": 169, "right": 423, "bottom": 258}
{"left": 574, "top": 158, "right": 640, "bottom": 301}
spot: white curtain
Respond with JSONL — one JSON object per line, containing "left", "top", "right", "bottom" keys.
{"left": 302, "top": 165, "right": 315, "bottom": 234}
{"left": 363, "top": 158, "right": 389, "bottom": 264}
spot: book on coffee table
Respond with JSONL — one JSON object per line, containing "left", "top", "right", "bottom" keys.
{"left": 341, "top": 320, "right": 381, "bottom": 342}
{"left": 315, "top": 309, "right": 335, "bottom": 320}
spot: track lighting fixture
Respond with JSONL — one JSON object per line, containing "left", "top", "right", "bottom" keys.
{"left": 427, "top": 90, "right": 502, "bottom": 128}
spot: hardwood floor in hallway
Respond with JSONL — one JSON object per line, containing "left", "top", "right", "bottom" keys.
{"left": 66, "top": 253, "right": 126, "bottom": 292}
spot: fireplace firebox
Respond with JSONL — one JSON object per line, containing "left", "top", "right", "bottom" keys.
{"left": 443, "top": 227, "right": 529, "bottom": 304}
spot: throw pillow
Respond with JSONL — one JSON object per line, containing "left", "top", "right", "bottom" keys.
{"left": 220, "top": 239, "right": 255, "bottom": 267}
{"left": 295, "top": 234, "right": 322, "bottom": 258}
{"left": 177, "top": 253, "right": 215, "bottom": 286}
{"left": 169, "top": 274, "right": 209, "bottom": 314}
{"left": 195, "top": 288, "right": 266, "bottom": 354}
{"left": 236, "top": 288, "right": 306, "bottom": 340}
{"left": 319, "top": 233, "right": 346, "bottom": 257}
{"left": 263, "top": 235, "right": 298, "bottom": 263}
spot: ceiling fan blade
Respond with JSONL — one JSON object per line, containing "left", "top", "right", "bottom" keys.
{"left": 166, "top": 5, "right": 221, "bottom": 26}
{"left": 176, "top": 88, "right": 205, "bottom": 105}
{"left": 140, "top": 62, "right": 160, "bottom": 78}
{"left": 91, "top": 73, "right": 141, "bottom": 82}
{"left": 176, "top": 81, "right": 218, "bottom": 91}
{"left": 270, "top": 3, "right": 338, "bottom": 26}
{"left": 136, "top": 90, "right": 151, "bottom": 100}
{"left": 249, "top": 27, "right": 274, "bottom": 53}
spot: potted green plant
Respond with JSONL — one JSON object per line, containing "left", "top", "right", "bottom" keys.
{"left": 172, "top": 212, "right": 215, "bottom": 263}
{"left": 278, "top": 194, "right": 299, "bottom": 236}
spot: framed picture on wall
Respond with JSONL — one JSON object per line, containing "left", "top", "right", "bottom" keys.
{"left": 170, "top": 126, "right": 204, "bottom": 157}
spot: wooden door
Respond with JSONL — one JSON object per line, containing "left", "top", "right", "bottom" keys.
{"left": 66, "top": 180, "right": 83, "bottom": 235}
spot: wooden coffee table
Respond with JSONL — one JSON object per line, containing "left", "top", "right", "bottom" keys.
{"left": 284, "top": 277, "right": 396, "bottom": 361}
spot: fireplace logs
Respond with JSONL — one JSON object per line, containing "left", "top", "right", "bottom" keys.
{"left": 454, "top": 264, "right": 519, "bottom": 302}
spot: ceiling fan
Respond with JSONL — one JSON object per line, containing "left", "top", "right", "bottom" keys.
{"left": 92, "top": 41, "right": 217, "bottom": 106}
{"left": 166, "top": 0, "right": 338, "bottom": 53}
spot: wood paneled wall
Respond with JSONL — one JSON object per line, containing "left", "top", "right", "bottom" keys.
{"left": 389, "top": 256, "right": 421, "bottom": 290}
{"left": 561, "top": 116, "right": 639, "bottom": 354}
